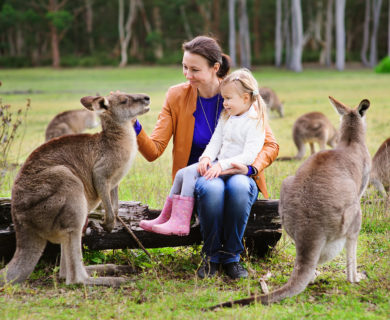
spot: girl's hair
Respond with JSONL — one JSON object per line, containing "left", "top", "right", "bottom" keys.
{"left": 182, "top": 35, "right": 231, "bottom": 78}
{"left": 220, "top": 68, "right": 267, "bottom": 125}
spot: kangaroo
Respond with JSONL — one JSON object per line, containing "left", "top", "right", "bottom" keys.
{"left": 45, "top": 109, "right": 99, "bottom": 141}
{"left": 0, "top": 92, "right": 150, "bottom": 287}
{"left": 209, "top": 96, "right": 371, "bottom": 308}
{"left": 259, "top": 87, "right": 284, "bottom": 118}
{"left": 369, "top": 138, "right": 390, "bottom": 198}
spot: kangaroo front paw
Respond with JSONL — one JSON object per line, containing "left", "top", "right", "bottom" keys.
{"left": 101, "top": 218, "right": 115, "bottom": 233}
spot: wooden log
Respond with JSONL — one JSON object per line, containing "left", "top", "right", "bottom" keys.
{"left": 0, "top": 198, "right": 281, "bottom": 263}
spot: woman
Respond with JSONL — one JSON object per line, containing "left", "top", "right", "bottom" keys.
{"left": 135, "top": 36, "right": 279, "bottom": 279}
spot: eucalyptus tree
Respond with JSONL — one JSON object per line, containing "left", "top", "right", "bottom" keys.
{"left": 369, "top": 0, "right": 383, "bottom": 67}
{"left": 335, "top": 0, "right": 346, "bottom": 71}
{"left": 290, "top": 0, "right": 303, "bottom": 72}
{"left": 118, "top": 0, "right": 137, "bottom": 67}
{"left": 228, "top": 0, "right": 237, "bottom": 67}
{"left": 238, "top": 0, "right": 251, "bottom": 68}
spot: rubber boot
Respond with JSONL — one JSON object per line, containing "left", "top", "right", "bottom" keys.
{"left": 152, "top": 195, "right": 194, "bottom": 236}
{"left": 139, "top": 195, "right": 175, "bottom": 232}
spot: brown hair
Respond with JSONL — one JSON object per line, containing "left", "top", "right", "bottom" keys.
{"left": 182, "top": 35, "right": 231, "bottom": 78}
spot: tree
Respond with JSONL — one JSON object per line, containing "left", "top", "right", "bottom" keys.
{"left": 335, "top": 0, "right": 346, "bottom": 71}
{"left": 361, "top": 0, "right": 370, "bottom": 66}
{"left": 228, "top": 0, "right": 237, "bottom": 67}
{"left": 238, "top": 0, "right": 251, "bottom": 68}
{"left": 275, "top": 0, "right": 282, "bottom": 67}
{"left": 118, "top": 0, "right": 137, "bottom": 67}
{"left": 85, "top": 0, "right": 94, "bottom": 53}
{"left": 324, "top": 0, "right": 334, "bottom": 67}
{"left": 290, "top": 0, "right": 303, "bottom": 72}
{"left": 369, "top": 0, "right": 383, "bottom": 67}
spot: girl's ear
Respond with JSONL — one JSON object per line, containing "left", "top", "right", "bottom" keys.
{"left": 243, "top": 92, "right": 251, "bottom": 105}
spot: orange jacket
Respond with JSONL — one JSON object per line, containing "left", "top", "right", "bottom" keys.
{"left": 137, "top": 82, "right": 279, "bottom": 198}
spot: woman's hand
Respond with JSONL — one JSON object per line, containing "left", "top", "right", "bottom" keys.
{"left": 198, "top": 157, "right": 211, "bottom": 175}
{"left": 220, "top": 162, "right": 249, "bottom": 175}
{"left": 204, "top": 163, "right": 222, "bottom": 180}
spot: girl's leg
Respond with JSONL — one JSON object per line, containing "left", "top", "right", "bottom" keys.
{"left": 151, "top": 163, "right": 199, "bottom": 236}
{"left": 194, "top": 176, "right": 225, "bottom": 263}
{"left": 220, "top": 175, "right": 258, "bottom": 264}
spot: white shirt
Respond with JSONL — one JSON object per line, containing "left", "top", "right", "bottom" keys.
{"left": 200, "top": 105, "right": 265, "bottom": 171}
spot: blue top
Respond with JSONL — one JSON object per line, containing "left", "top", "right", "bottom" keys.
{"left": 134, "top": 93, "right": 254, "bottom": 175}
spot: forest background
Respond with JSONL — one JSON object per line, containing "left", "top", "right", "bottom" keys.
{"left": 1, "top": 0, "right": 390, "bottom": 71}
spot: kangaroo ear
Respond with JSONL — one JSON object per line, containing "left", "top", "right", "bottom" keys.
{"left": 329, "top": 96, "right": 349, "bottom": 116}
{"left": 80, "top": 96, "right": 96, "bottom": 110}
{"left": 357, "top": 99, "right": 370, "bottom": 117}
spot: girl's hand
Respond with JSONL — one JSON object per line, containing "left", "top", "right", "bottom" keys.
{"left": 220, "top": 162, "right": 249, "bottom": 175}
{"left": 198, "top": 157, "right": 211, "bottom": 175}
{"left": 204, "top": 163, "right": 222, "bottom": 180}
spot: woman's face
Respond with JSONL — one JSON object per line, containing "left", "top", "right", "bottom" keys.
{"left": 182, "top": 51, "right": 219, "bottom": 90}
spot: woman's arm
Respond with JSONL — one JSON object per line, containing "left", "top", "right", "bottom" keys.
{"left": 137, "top": 97, "right": 174, "bottom": 162}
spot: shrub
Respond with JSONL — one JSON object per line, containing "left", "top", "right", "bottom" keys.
{"left": 375, "top": 56, "right": 390, "bottom": 73}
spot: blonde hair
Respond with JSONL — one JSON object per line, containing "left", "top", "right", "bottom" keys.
{"left": 220, "top": 68, "right": 266, "bottom": 125}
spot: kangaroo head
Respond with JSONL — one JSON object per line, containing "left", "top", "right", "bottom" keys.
{"left": 80, "top": 93, "right": 150, "bottom": 123}
{"left": 328, "top": 96, "right": 370, "bottom": 144}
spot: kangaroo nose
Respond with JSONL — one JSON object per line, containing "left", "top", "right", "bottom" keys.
{"left": 144, "top": 96, "right": 150, "bottom": 102}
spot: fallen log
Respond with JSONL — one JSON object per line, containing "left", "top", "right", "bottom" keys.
{"left": 0, "top": 198, "right": 281, "bottom": 263}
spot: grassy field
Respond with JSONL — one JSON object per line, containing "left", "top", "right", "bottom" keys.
{"left": 0, "top": 66, "right": 389, "bottom": 319}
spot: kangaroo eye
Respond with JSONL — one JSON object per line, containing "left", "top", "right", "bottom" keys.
{"left": 120, "top": 99, "right": 127, "bottom": 104}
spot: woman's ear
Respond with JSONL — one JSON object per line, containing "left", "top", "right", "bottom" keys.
{"left": 213, "top": 62, "right": 220, "bottom": 73}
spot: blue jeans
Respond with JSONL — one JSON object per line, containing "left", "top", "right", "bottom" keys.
{"left": 194, "top": 174, "right": 258, "bottom": 264}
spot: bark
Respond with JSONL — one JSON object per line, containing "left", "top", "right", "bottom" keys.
{"left": 212, "top": 0, "right": 221, "bottom": 41}
{"left": 369, "top": 0, "right": 383, "bottom": 67}
{"left": 335, "top": 0, "right": 346, "bottom": 71}
{"left": 290, "top": 0, "right": 303, "bottom": 72}
{"left": 0, "top": 198, "right": 281, "bottom": 262}
{"left": 152, "top": 6, "right": 164, "bottom": 60}
{"left": 228, "top": 0, "right": 237, "bottom": 67}
{"left": 361, "top": 0, "right": 371, "bottom": 66}
{"left": 275, "top": 0, "right": 283, "bottom": 67}
{"left": 197, "top": 2, "right": 211, "bottom": 34}
{"left": 283, "top": 0, "right": 291, "bottom": 67}
{"left": 325, "top": 0, "right": 334, "bottom": 67}
{"left": 180, "top": 5, "right": 193, "bottom": 40}
{"left": 238, "top": 0, "right": 251, "bottom": 69}
{"left": 118, "top": 0, "right": 137, "bottom": 67}
{"left": 252, "top": 0, "right": 261, "bottom": 60}
{"left": 85, "top": 0, "right": 94, "bottom": 53}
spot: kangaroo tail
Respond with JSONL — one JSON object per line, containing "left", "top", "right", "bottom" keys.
{"left": 0, "top": 230, "right": 46, "bottom": 285}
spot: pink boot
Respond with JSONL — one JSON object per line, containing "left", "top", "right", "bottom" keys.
{"left": 152, "top": 196, "right": 194, "bottom": 236}
{"left": 139, "top": 196, "right": 175, "bottom": 232}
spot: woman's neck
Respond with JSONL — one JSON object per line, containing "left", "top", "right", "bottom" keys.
{"left": 198, "top": 79, "right": 220, "bottom": 98}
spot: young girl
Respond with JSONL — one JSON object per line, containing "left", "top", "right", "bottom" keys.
{"left": 139, "top": 68, "right": 267, "bottom": 236}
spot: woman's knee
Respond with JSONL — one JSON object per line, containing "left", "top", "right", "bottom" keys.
{"left": 225, "top": 175, "right": 258, "bottom": 202}
{"left": 195, "top": 176, "right": 225, "bottom": 198}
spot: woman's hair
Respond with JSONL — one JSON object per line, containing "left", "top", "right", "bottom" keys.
{"left": 182, "top": 35, "right": 230, "bottom": 78}
{"left": 220, "top": 68, "right": 267, "bottom": 125}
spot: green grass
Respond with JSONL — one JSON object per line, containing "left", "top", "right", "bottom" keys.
{"left": 0, "top": 66, "right": 389, "bottom": 319}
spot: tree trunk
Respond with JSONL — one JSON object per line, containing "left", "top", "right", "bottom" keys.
{"left": 335, "top": 0, "right": 346, "bottom": 71}
{"left": 361, "top": 0, "right": 371, "bottom": 66}
{"left": 275, "top": 0, "right": 283, "bottom": 67}
{"left": 50, "top": 24, "right": 60, "bottom": 68}
{"left": 180, "top": 5, "right": 193, "bottom": 40}
{"left": 152, "top": 6, "right": 164, "bottom": 60}
{"left": 118, "top": 0, "right": 137, "bottom": 68}
{"left": 252, "top": 0, "right": 261, "bottom": 60}
{"left": 228, "top": 0, "right": 237, "bottom": 67}
{"left": 212, "top": 0, "right": 221, "bottom": 41}
{"left": 324, "top": 0, "right": 334, "bottom": 67}
{"left": 0, "top": 198, "right": 281, "bottom": 262}
{"left": 283, "top": 0, "right": 291, "bottom": 67}
{"left": 290, "top": 0, "right": 303, "bottom": 72}
{"left": 85, "top": 0, "right": 94, "bottom": 53}
{"left": 197, "top": 2, "right": 211, "bottom": 34}
{"left": 238, "top": 0, "right": 251, "bottom": 69}
{"left": 369, "top": 0, "right": 383, "bottom": 67}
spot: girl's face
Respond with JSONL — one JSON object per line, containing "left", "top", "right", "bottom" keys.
{"left": 182, "top": 51, "right": 219, "bottom": 90}
{"left": 221, "top": 82, "right": 251, "bottom": 116}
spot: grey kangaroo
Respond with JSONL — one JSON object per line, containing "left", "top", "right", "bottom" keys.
{"left": 369, "top": 137, "right": 390, "bottom": 199}
{"left": 209, "top": 96, "right": 371, "bottom": 308}
{"left": 45, "top": 108, "right": 99, "bottom": 141}
{"left": 259, "top": 87, "right": 284, "bottom": 118}
{"left": 0, "top": 92, "right": 150, "bottom": 287}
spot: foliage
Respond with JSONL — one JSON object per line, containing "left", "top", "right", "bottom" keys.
{"left": 374, "top": 56, "right": 390, "bottom": 73}
{"left": 0, "top": 98, "right": 30, "bottom": 183}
